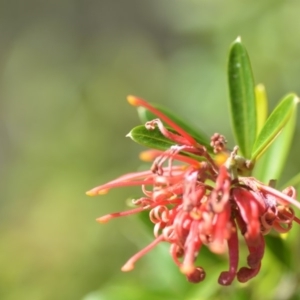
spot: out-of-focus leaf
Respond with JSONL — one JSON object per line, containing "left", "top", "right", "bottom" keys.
{"left": 228, "top": 37, "right": 257, "bottom": 158}
{"left": 184, "top": 261, "right": 228, "bottom": 300}
{"left": 255, "top": 84, "right": 268, "bottom": 135}
{"left": 83, "top": 283, "right": 173, "bottom": 300}
{"left": 265, "top": 235, "right": 291, "bottom": 268}
{"left": 137, "top": 104, "right": 212, "bottom": 151}
{"left": 253, "top": 106, "right": 297, "bottom": 183}
{"left": 281, "top": 172, "right": 300, "bottom": 189}
{"left": 138, "top": 210, "right": 153, "bottom": 233}
{"left": 251, "top": 94, "right": 299, "bottom": 161}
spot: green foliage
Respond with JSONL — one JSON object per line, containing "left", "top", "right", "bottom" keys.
{"left": 128, "top": 125, "right": 177, "bottom": 151}
{"left": 137, "top": 103, "right": 212, "bottom": 150}
{"left": 227, "top": 37, "right": 257, "bottom": 159}
{"left": 128, "top": 125, "right": 207, "bottom": 162}
{"left": 251, "top": 93, "right": 298, "bottom": 162}
{"left": 254, "top": 103, "right": 298, "bottom": 183}
{"left": 126, "top": 37, "right": 300, "bottom": 300}
{"left": 130, "top": 40, "right": 299, "bottom": 184}
{"left": 255, "top": 84, "right": 268, "bottom": 135}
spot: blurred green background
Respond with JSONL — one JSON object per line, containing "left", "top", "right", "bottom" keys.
{"left": 1, "top": 0, "right": 300, "bottom": 299}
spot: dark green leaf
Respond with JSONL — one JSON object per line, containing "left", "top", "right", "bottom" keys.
{"left": 251, "top": 94, "right": 298, "bottom": 161}
{"left": 137, "top": 103, "right": 212, "bottom": 151}
{"left": 127, "top": 125, "right": 206, "bottom": 161}
{"left": 127, "top": 125, "right": 176, "bottom": 151}
{"left": 138, "top": 210, "right": 153, "bottom": 233}
{"left": 228, "top": 37, "right": 257, "bottom": 158}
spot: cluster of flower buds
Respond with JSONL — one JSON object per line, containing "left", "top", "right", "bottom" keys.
{"left": 87, "top": 96, "right": 300, "bottom": 285}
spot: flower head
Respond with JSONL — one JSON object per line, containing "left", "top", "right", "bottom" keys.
{"left": 87, "top": 96, "right": 300, "bottom": 285}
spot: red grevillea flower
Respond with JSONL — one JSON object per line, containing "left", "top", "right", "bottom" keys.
{"left": 87, "top": 96, "right": 300, "bottom": 285}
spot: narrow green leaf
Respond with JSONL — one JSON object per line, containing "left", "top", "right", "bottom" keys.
{"left": 228, "top": 37, "right": 257, "bottom": 158}
{"left": 255, "top": 84, "right": 268, "bottom": 135}
{"left": 127, "top": 125, "right": 205, "bottom": 161}
{"left": 137, "top": 103, "right": 211, "bottom": 150}
{"left": 253, "top": 106, "right": 297, "bottom": 183}
{"left": 251, "top": 94, "right": 299, "bottom": 161}
{"left": 127, "top": 125, "right": 176, "bottom": 151}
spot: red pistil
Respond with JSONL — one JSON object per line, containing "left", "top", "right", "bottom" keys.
{"left": 218, "top": 219, "right": 239, "bottom": 285}
{"left": 237, "top": 264, "right": 261, "bottom": 283}
{"left": 121, "top": 234, "right": 165, "bottom": 272}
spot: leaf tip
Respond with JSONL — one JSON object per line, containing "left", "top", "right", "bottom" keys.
{"left": 137, "top": 106, "right": 145, "bottom": 114}
{"left": 234, "top": 36, "right": 242, "bottom": 43}
{"left": 256, "top": 83, "right": 266, "bottom": 93}
{"left": 126, "top": 131, "right": 132, "bottom": 138}
{"left": 289, "top": 93, "right": 299, "bottom": 105}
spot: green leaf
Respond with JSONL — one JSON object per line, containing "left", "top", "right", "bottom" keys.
{"left": 265, "top": 235, "right": 291, "bottom": 268}
{"left": 83, "top": 283, "right": 173, "bottom": 300}
{"left": 127, "top": 125, "right": 176, "bottom": 151}
{"left": 253, "top": 105, "right": 297, "bottom": 183}
{"left": 255, "top": 84, "right": 268, "bottom": 135}
{"left": 138, "top": 210, "right": 153, "bottom": 233}
{"left": 137, "top": 103, "right": 212, "bottom": 151}
{"left": 127, "top": 125, "right": 206, "bottom": 161}
{"left": 251, "top": 94, "right": 299, "bottom": 161}
{"left": 228, "top": 37, "right": 257, "bottom": 158}
{"left": 281, "top": 172, "right": 300, "bottom": 189}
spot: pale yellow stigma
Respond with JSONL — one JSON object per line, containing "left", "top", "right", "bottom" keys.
{"left": 97, "top": 189, "right": 109, "bottom": 195}
{"left": 86, "top": 188, "right": 109, "bottom": 196}
{"left": 96, "top": 215, "right": 111, "bottom": 223}
{"left": 139, "top": 150, "right": 154, "bottom": 162}
{"left": 86, "top": 190, "right": 97, "bottom": 196}
{"left": 214, "top": 151, "right": 230, "bottom": 167}
{"left": 121, "top": 262, "right": 134, "bottom": 272}
{"left": 127, "top": 95, "right": 139, "bottom": 106}
{"left": 180, "top": 264, "right": 195, "bottom": 275}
